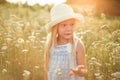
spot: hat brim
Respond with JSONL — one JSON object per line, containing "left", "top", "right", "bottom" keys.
{"left": 45, "top": 13, "right": 84, "bottom": 32}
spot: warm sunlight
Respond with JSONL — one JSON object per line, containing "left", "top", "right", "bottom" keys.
{"left": 0, "top": 0, "right": 120, "bottom": 80}
{"left": 6, "top": 0, "right": 66, "bottom": 6}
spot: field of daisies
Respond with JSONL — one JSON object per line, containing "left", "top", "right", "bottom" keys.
{"left": 0, "top": 3, "right": 120, "bottom": 80}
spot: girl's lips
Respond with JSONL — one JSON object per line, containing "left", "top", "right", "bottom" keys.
{"left": 65, "top": 34, "right": 72, "bottom": 36}
{"left": 64, "top": 33, "right": 73, "bottom": 37}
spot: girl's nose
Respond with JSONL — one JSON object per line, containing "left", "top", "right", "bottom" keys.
{"left": 66, "top": 25, "right": 73, "bottom": 31}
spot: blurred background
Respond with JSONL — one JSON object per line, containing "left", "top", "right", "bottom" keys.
{"left": 0, "top": 0, "right": 120, "bottom": 80}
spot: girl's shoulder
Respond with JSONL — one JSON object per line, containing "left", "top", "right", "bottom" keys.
{"left": 75, "top": 37, "right": 84, "bottom": 45}
{"left": 75, "top": 38, "right": 85, "bottom": 50}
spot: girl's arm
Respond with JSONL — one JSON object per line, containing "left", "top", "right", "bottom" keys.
{"left": 69, "top": 40, "right": 87, "bottom": 77}
{"left": 75, "top": 40, "right": 87, "bottom": 76}
{"left": 76, "top": 40, "right": 87, "bottom": 68}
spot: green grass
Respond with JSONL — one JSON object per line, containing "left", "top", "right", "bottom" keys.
{"left": 0, "top": 3, "right": 120, "bottom": 80}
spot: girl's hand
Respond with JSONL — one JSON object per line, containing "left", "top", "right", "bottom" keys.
{"left": 68, "top": 65, "right": 87, "bottom": 77}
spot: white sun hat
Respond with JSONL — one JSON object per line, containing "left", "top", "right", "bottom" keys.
{"left": 45, "top": 4, "right": 84, "bottom": 32}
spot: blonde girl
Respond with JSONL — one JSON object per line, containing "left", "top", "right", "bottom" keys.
{"left": 44, "top": 4, "right": 87, "bottom": 80}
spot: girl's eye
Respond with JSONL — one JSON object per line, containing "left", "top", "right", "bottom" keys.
{"left": 70, "top": 23, "right": 75, "bottom": 26}
{"left": 62, "top": 24, "right": 66, "bottom": 27}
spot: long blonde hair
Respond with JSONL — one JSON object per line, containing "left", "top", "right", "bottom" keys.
{"left": 44, "top": 25, "right": 58, "bottom": 71}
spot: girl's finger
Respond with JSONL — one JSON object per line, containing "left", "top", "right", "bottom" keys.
{"left": 78, "top": 65, "right": 85, "bottom": 70}
{"left": 68, "top": 69, "right": 75, "bottom": 76}
{"left": 70, "top": 68, "right": 78, "bottom": 74}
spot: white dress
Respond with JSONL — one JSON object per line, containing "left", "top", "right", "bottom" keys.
{"left": 48, "top": 41, "right": 85, "bottom": 80}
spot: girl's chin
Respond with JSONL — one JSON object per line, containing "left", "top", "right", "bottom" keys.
{"left": 64, "top": 36, "right": 73, "bottom": 39}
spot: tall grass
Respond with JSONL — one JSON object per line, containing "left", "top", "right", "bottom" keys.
{"left": 0, "top": 3, "right": 120, "bottom": 80}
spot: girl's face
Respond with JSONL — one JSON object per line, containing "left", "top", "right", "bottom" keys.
{"left": 57, "top": 19, "right": 76, "bottom": 39}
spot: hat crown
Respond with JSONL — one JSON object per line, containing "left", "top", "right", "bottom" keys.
{"left": 46, "top": 4, "right": 84, "bottom": 32}
{"left": 50, "top": 4, "right": 74, "bottom": 21}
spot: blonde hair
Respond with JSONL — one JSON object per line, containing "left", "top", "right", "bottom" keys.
{"left": 44, "top": 25, "right": 57, "bottom": 71}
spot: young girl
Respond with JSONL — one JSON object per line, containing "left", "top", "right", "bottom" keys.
{"left": 44, "top": 4, "right": 87, "bottom": 80}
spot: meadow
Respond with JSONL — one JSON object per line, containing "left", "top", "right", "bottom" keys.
{"left": 0, "top": 3, "right": 120, "bottom": 80}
